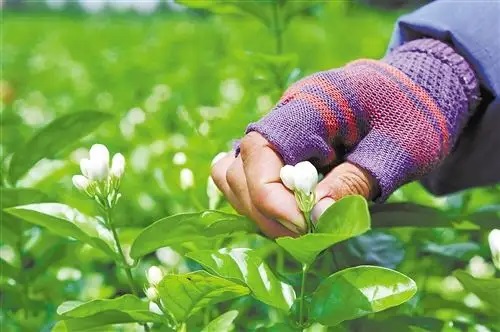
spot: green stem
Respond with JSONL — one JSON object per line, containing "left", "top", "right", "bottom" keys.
{"left": 178, "top": 322, "right": 187, "bottom": 332}
{"left": 299, "top": 264, "right": 309, "bottom": 326}
{"left": 105, "top": 208, "right": 150, "bottom": 332}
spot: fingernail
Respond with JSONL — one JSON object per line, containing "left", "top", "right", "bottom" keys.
{"left": 311, "top": 198, "right": 335, "bottom": 222}
{"left": 277, "top": 218, "right": 307, "bottom": 234}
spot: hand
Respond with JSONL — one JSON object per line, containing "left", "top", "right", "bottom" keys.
{"left": 211, "top": 132, "right": 377, "bottom": 237}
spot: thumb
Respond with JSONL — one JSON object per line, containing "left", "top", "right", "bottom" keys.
{"left": 311, "top": 162, "right": 378, "bottom": 221}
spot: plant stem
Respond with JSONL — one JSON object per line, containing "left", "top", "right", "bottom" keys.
{"left": 105, "top": 208, "right": 150, "bottom": 332}
{"left": 298, "top": 264, "right": 309, "bottom": 326}
{"left": 178, "top": 322, "right": 187, "bottom": 332}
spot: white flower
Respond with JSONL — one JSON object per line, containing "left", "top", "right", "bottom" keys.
{"left": 56, "top": 267, "right": 82, "bottom": 281}
{"left": 149, "top": 301, "right": 163, "bottom": 315}
{"left": 467, "top": 255, "right": 495, "bottom": 278}
{"left": 207, "top": 176, "right": 221, "bottom": 210}
{"left": 293, "top": 161, "right": 319, "bottom": 195}
{"left": 279, "top": 162, "right": 318, "bottom": 195}
{"left": 279, "top": 165, "right": 296, "bottom": 191}
{"left": 145, "top": 287, "right": 159, "bottom": 301}
{"left": 180, "top": 168, "right": 194, "bottom": 190}
{"left": 147, "top": 266, "right": 163, "bottom": 286}
{"left": 72, "top": 175, "right": 90, "bottom": 191}
{"left": 172, "top": 152, "right": 187, "bottom": 165}
{"left": 89, "top": 144, "right": 110, "bottom": 167}
{"left": 110, "top": 153, "right": 125, "bottom": 178}
{"left": 488, "top": 229, "right": 500, "bottom": 269}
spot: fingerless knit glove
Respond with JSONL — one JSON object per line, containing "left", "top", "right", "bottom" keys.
{"left": 246, "top": 39, "right": 479, "bottom": 201}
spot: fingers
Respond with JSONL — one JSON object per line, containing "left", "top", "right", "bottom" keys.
{"left": 239, "top": 132, "right": 307, "bottom": 233}
{"left": 211, "top": 153, "right": 245, "bottom": 214}
{"left": 311, "top": 161, "right": 378, "bottom": 221}
{"left": 211, "top": 151, "right": 296, "bottom": 238}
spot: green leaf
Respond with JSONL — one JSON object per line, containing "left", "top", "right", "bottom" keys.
{"left": 310, "top": 266, "right": 417, "bottom": 326}
{"left": 157, "top": 270, "right": 249, "bottom": 323}
{"left": 276, "top": 196, "right": 370, "bottom": 266}
{"left": 453, "top": 270, "right": 500, "bottom": 313}
{"left": 4, "top": 203, "right": 118, "bottom": 259}
{"left": 187, "top": 248, "right": 295, "bottom": 311}
{"left": 54, "top": 312, "right": 163, "bottom": 331}
{"left": 201, "top": 310, "right": 239, "bottom": 332}
{"left": 130, "top": 211, "right": 255, "bottom": 259}
{"left": 56, "top": 295, "right": 164, "bottom": 331}
{"left": 0, "top": 188, "right": 50, "bottom": 245}
{"left": 58, "top": 295, "right": 148, "bottom": 317}
{"left": 8, "top": 111, "right": 113, "bottom": 184}
{"left": 422, "top": 242, "right": 480, "bottom": 261}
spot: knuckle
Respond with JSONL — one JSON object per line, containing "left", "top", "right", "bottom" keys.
{"left": 250, "top": 187, "right": 273, "bottom": 212}
{"left": 239, "top": 132, "right": 263, "bottom": 158}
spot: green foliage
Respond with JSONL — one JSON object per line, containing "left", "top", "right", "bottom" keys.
{"left": 276, "top": 196, "right": 370, "bottom": 266}
{"left": 201, "top": 310, "right": 239, "bottom": 332}
{"left": 454, "top": 270, "right": 500, "bottom": 314}
{"left": 310, "top": 266, "right": 417, "bottom": 326}
{"left": 5, "top": 203, "right": 119, "bottom": 260}
{"left": 157, "top": 271, "right": 249, "bottom": 322}
{"left": 8, "top": 111, "right": 112, "bottom": 184}
{"left": 187, "top": 248, "right": 295, "bottom": 311}
{"left": 130, "top": 211, "right": 256, "bottom": 259}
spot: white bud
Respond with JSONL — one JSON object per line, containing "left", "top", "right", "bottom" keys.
{"left": 80, "top": 157, "right": 108, "bottom": 181}
{"left": 207, "top": 176, "right": 221, "bottom": 210}
{"left": 72, "top": 175, "right": 90, "bottom": 191}
{"left": 279, "top": 165, "right": 296, "bottom": 191}
{"left": 89, "top": 144, "right": 110, "bottom": 167}
{"left": 180, "top": 168, "right": 194, "bottom": 190}
{"left": 488, "top": 229, "right": 500, "bottom": 269}
{"left": 467, "top": 255, "right": 495, "bottom": 279}
{"left": 293, "top": 161, "right": 318, "bottom": 195}
{"left": 211, "top": 152, "right": 227, "bottom": 166}
{"left": 147, "top": 266, "right": 163, "bottom": 286}
{"left": 145, "top": 287, "right": 159, "bottom": 301}
{"left": 172, "top": 152, "right": 187, "bottom": 165}
{"left": 110, "top": 153, "right": 126, "bottom": 178}
{"left": 149, "top": 301, "right": 163, "bottom": 315}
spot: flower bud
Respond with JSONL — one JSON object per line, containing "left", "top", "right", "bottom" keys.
{"left": 180, "top": 168, "right": 194, "bottom": 190}
{"left": 147, "top": 266, "right": 163, "bottom": 286}
{"left": 279, "top": 165, "right": 296, "bottom": 191}
{"left": 110, "top": 153, "right": 126, "bottom": 178}
{"left": 72, "top": 175, "right": 90, "bottom": 191}
{"left": 293, "top": 161, "right": 318, "bottom": 195}
{"left": 488, "top": 229, "right": 500, "bottom": 269}
{"left": 89, "top": 144, "right": 110, "bottom": 167}
{"left": 145, "top": 287, "right": 159, "bottom": 301}
{"left": 80, "top": 158, "right": 108, "bottom": 181}
{"left": 172, "top": 152, "right": 187, "bottom": 166}
{"left": 149, "top": 301, "right": 163, "bottom": 315}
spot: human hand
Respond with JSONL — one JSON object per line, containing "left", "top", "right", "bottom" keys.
{"left": 211, "top": 132, "right": 377, "bottom": 237}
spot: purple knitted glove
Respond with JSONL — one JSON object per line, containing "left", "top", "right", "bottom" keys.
{"left": 245, "top": 39, "right": 479, "bottom": 201}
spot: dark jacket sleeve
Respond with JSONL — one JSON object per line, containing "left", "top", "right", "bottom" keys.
{"left": 388, "top": 0, "right": 500, "bottom": 195}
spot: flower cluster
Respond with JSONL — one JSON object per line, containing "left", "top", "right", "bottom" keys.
{"left": 72, "top": 144, "right": 125, "bottom": 209}
{"left": 280, "top": 161, "right": 319, "bottom": 232}
{"left": 144, "top": 266, "right": 164, "bottom": 315}
{"left": 488, "top": 229, "right": 500, "bottom": 270}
